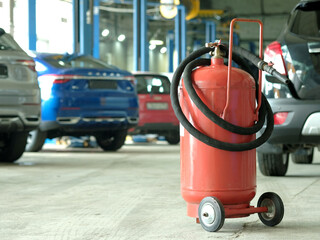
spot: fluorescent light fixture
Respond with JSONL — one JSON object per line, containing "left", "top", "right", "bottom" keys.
{"left": 149, "top": 39, "right": 164, "bottom": 45}
{"left": 160, "top": 47, "right": 167, "bottom": 54}
{"left": 149, "top": 44, "right": 156, "bottom": 50}
{"left": 101, "top": 29, "right": 110, "bottom": 37}
{"left": 118, "top": 34, "right": 126, "bottom": 42}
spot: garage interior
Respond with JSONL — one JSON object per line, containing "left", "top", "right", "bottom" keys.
{"left": 1, "top": 0, "right": 320, "bottom": 239}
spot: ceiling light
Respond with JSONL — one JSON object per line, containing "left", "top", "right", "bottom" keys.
{"left": 149, "top": 44, "right": 156, "bottom": 50}
{"left": 118, "top": 34, "right": 126, "bottom": 42}
{"left": 149, "top": 39, "right": 164, "bottom": 45}
{"left": 101, "top": 29, "right": 110, "bottom": 37}
{"left": 159, "top": 0, "right": 180, "bottom": 19}
{"left": 160, "top": 47, "right": 167, "bottom": 54}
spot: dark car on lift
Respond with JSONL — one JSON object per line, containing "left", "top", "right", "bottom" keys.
{"left": 257, "top": 0, "right": 320, "bottom": 176}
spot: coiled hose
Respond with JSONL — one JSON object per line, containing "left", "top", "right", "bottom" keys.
{"left": 170, "top": 45, "right": 287, "bottom": 152}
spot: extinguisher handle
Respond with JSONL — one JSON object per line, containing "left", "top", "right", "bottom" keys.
{"left": 224, "top": 18, "right": 263, "bottom": 120}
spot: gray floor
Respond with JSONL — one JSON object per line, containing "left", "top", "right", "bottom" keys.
{"left": 1, "top": 142, "right": 320, "bottom": 240}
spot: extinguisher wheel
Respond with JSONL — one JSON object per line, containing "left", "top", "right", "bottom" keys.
{"left": 257, "top": 192, "right": 284, "bottom": 227}
{"left": 198, "top": 197, "right": 225, "bottom": 232}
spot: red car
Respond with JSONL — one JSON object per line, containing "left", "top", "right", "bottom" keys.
{"left": 131, "top": 72, "right": 179, "bottom": 144}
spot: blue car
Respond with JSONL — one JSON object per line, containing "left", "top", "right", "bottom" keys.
{"left": 27, "top": 53, "right": 139, "bottom": 152}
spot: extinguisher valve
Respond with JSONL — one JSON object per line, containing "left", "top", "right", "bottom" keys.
{"left": 213, "top": 46, "right": 223, "bottom": 59}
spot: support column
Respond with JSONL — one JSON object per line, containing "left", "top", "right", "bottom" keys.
{"left": 133, "top": 0, "right": 140, "bottom": 71}
{"left": 28, "top": 0, "right": 36, "bottom": 51}
{"left": 233, "top": 32, "right": 240, "bottom": 46}
{"left": 205, "top": 21, "right": 216, "bottom": 43}
{"left": 93, "top": 0, "right": 100, "bottom": 58}
{"left": 174, "top": 5, "right": 186, "bottom": 68}
{"left": 133, "top": 0, "right": 148, "bottom": 71}
{"left": 73, "top": 0, "right": 80, "bottom": 53}
{"left": 9, "top": 0, "right": 14, "bottom": 36}
{"left": 205, "top": 21, "right": 216, "bottom": 57}
{"left": 167, "top": 30, "right": 174, "bottom": 73}
{"left": 79, "top": 0, "right": 93, "bottom": 55}
{"left": 140, "top": 0, "right": 148, "bottom": 71}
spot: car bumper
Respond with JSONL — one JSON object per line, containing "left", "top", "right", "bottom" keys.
{"left": 0, "top": 115, "right": 40, "bottom": 132}
{"left": 129, "top": 123, "right": 179, "bottom": 135}
{"left": 0, "top": 102, "right": 41, "bottom": 132}
{"left": 40, "top": 116, "right": 139, "bottom": 132}
{"left": 257, "top": 98, "right": 320, "bottom": 153}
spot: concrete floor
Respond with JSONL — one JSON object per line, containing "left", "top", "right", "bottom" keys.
{"left": 1, "top": 142, "right": 320, "bottom": 240}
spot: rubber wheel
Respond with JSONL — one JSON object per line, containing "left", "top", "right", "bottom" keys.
{"left": 0, "top": 132, "right": 28, "bottom": 163}
{"left": 258, "top": 192, "right": 284, "bottom": 226}
{"left": 25, "top": 129, "right": 47, "bottom": 152}
{"left": 165, "top": 131, "right": 180, "bottom": 145}
{"left": 258, "top": 152, "right": 289, "bottom": 176}
{"left": 292, "top": 147, "right": 314, "bottom": 164}
{"left": 95, "top": 129, "right": 127, "bottom": 151}
{"left": 198, "top": 197, "right": 225, "bottom": 232}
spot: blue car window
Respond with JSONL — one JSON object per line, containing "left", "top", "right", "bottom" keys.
{"left": 44, "top": 55, "right": 116, "bottom": 69}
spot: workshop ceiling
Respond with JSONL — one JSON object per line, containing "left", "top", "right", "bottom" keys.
{"left": 99, "top": 0, "right": 300, "bottom": 47}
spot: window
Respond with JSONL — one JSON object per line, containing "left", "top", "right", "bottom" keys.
{"left": 44, "top": 55, "right": 116, "bottom": 69}
{"left": 291, "top": 2, "right": 320, "bottom": 38}
{"left": 0, "top": 32, "right": 23, "bottom": 51}
{"left": 135, "top": 75, "right": 170, "bottom": 94}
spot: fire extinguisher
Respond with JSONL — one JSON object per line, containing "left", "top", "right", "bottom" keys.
{"left": 170, "top": 19, "right": 292, "bottom": 232}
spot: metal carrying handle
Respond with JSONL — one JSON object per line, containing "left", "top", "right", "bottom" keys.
{"left": 223, "top": 18, "right": 263, "bottom": 120}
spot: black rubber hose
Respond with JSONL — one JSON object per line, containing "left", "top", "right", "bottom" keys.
{"left": 225, "top": 44, "right": 301, "bottom": 99}
{"left": 170, "top": 46, "right": 274, "bottom": 151}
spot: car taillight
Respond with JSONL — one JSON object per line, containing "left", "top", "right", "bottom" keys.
{"left": 264, "top": 41, "right": 288, "bottom": 75}
{"left": 38, "top": 74, "right": 79, "bottom": 100}
{"left": 274, "top": 112, "right": 289, "bottom": 125}
{"left": 16, "top": 59, "right": 36, "bottom": 72}
{"left": 38, "top": 74, "right": 77, "bottom": 84}
{"left": 53, "top": 76, "right": 73, "bottom": 84}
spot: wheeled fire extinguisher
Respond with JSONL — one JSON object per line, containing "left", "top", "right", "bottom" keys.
{"left": 170, "top": 19, "right": 290, "bottom": 232}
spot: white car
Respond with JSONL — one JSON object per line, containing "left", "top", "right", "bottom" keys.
{"left": 0, "top": 28, "right": 41, "bottom": 163}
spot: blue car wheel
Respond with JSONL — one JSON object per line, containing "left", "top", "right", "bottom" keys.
{"left": 95, "top": 129, "right": 127, "bottom": 151}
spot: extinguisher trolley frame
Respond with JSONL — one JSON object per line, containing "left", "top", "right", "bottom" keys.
{"left": 222, "top": 18, "right": 267, "bottom": 218}
{"left": 224, "top": 18, "right": 263, "bottom": 121}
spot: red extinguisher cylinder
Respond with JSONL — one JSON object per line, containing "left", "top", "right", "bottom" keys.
{"left": 180, "top": 57, "right": 257, "bottom": 218}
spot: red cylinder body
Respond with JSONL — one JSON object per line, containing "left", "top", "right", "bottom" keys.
{"left": 180, "top": 58, "right": 257, "bottom": 218}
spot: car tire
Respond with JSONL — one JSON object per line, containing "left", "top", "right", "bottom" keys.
{"left": 0, "top": 132, "right": 28, "bottom": 163}
{"left": 257, "top": 152, "right": 289, "bottom": 176}
{"left": 165, "top": 131, "right": 180, "bottom": 145}
{"left": 95, "top": 129, "right": 127, "bottom": 151}
{"left": 292, "top": 147, "right": 314, "bottom": 164}
{"left": 25, "top": 129, "right": 47, "bottom": 152}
